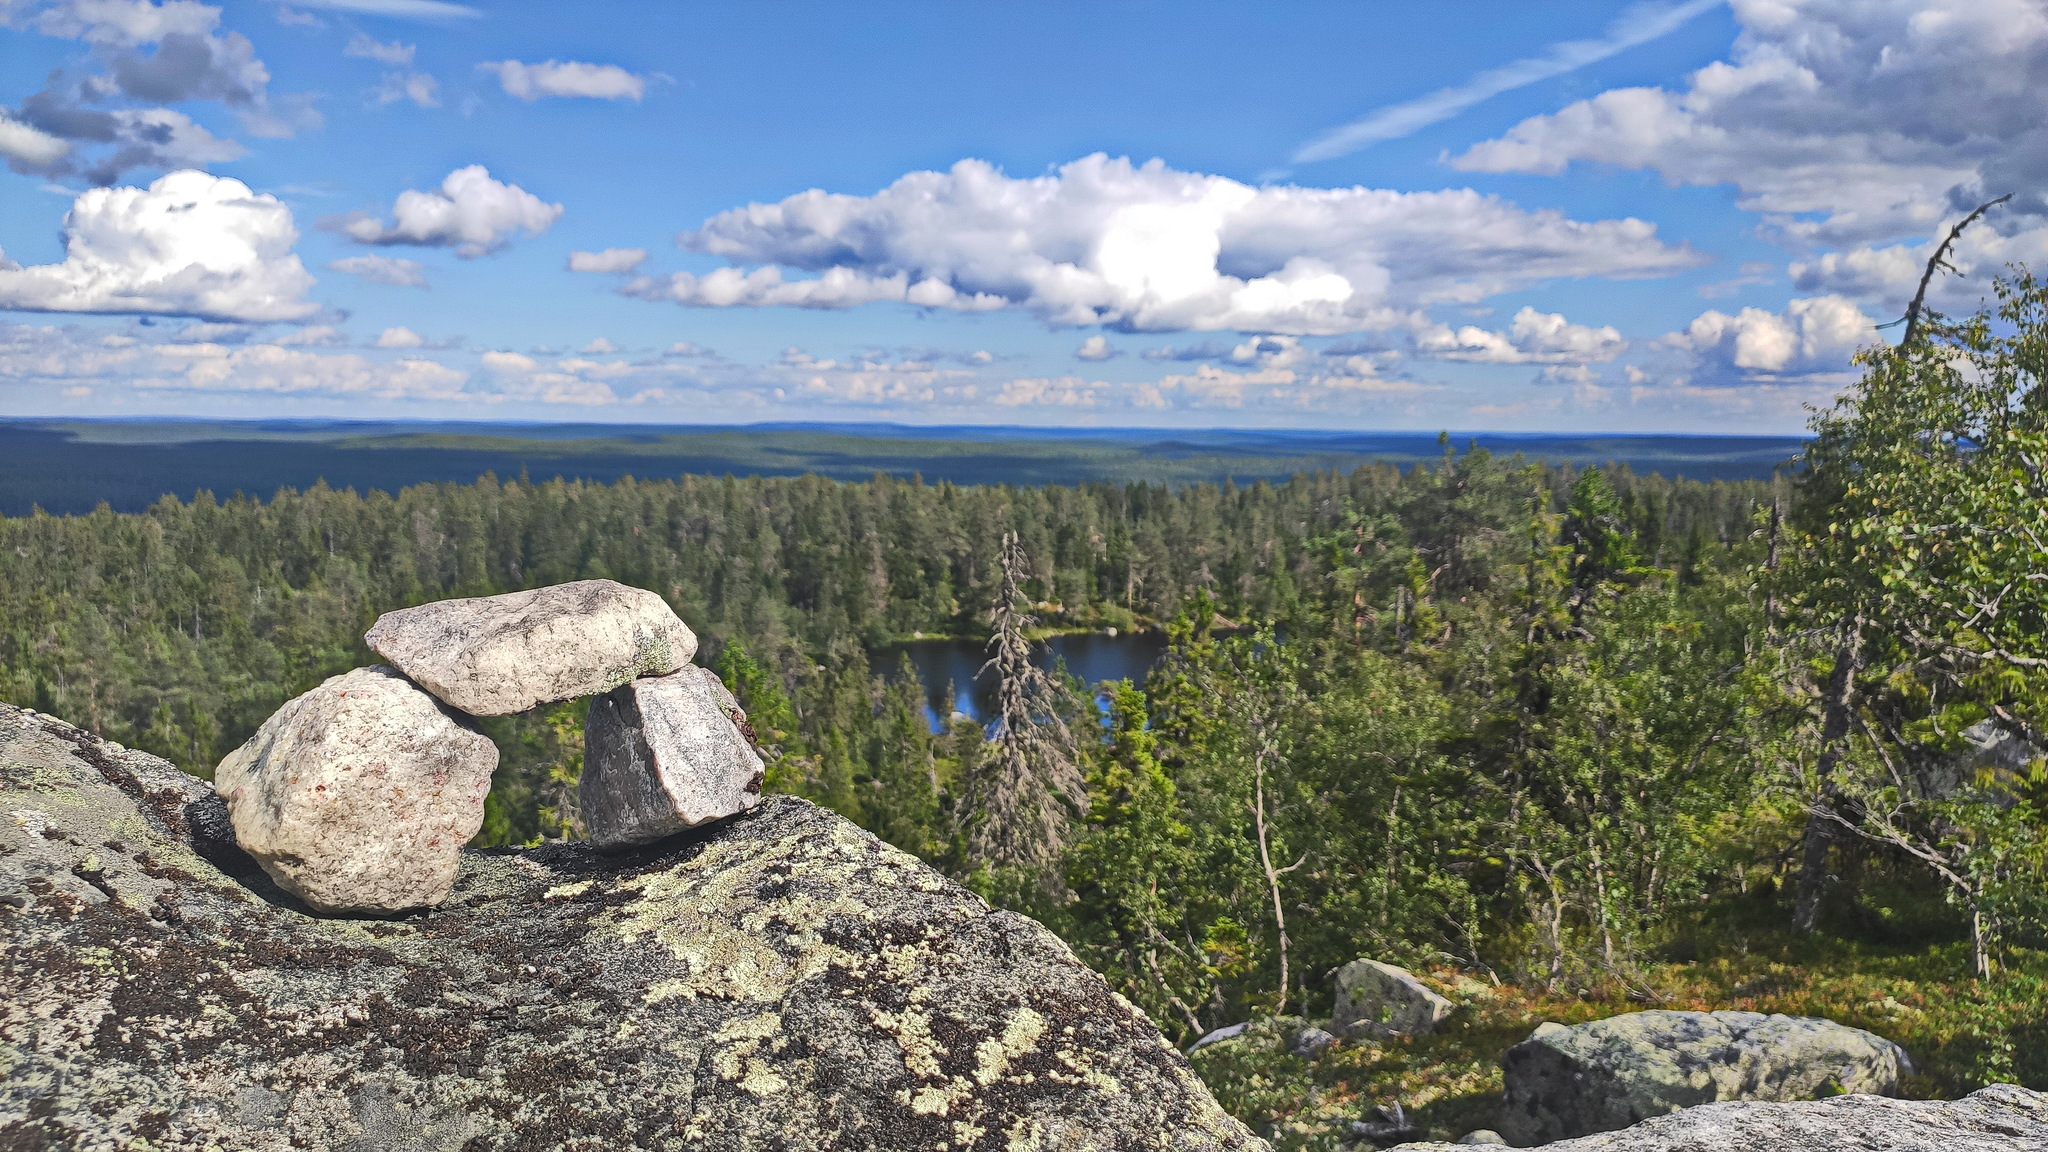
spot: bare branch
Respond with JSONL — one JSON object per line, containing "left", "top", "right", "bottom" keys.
{"left": 1891, "top": 194, "right": 2012, "bottom": 346}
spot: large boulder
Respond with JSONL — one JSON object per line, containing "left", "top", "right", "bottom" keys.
{"left": 583, "top": 666, "right": 766, "bottom": 849}
{"left": 1390, "top": 1085, "right": 2048, "bottom": 1151}
{"left": 1498, "top": 1010, "right": 1910, "bottom": 1144}
{"left": 214, "top": 665, "right": 498, "bottom": 914}
{"left": 0, "top": 702, "right": 1265, "bottom": 1151}
{"left": 365, "top": 579, "right": 698, "bottom": 716}
{"left": 1331, "top": 958, "right": 1454, "bottom": 1039}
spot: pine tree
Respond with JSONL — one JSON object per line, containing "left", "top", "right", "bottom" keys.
{"left": 965, "top": 532, "right": 1084, "bottom": 873}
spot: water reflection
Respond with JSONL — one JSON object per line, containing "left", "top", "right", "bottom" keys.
{"left": 879, "top": 631, "right": 1170, "bottom": 730}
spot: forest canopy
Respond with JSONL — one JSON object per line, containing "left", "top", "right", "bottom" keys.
{"left": 2, "top": 276, "right": 2044, "bottom": 1119}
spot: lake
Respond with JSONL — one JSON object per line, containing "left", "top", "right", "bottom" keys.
{"left": 879, "top": 630, "right": 1171, "bottom": 729}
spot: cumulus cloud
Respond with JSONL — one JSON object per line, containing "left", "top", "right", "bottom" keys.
{"left": 568, "top": 247, "right": 647, "bottom": 273}
{"left": 625, "top": 154, "right": 1701, "bottom": 334}
{"left": 1657, "top": 294, "right": 1876, "bottom": 385}
{"left": 374, "top": 325, "right": 425, "bottom": 348}
{"left": 5, "top": 0, "right": 318, "bottom": 181}
{"left": 330, "top": 166, "right": 563, "bottom": 257}
{"left": 479, "top": 60, "right": 647, "bottom": 101}
{"left": 1412, "top": 306, "right": 1626, "bottom": 364}
{"left": 328, "top": 253, "right": 427, "bottom": 287}
{"left": 580, "top": 336, "right": 617, "bottom": 353}
{"left": 1073, "top": 334, "right": 1119, "bottom": 361}
{"left": 28, "top": 0, "right": 316, "bottom": 142}
{"left": 1452, "top": 0, "right": 2048, "bottom": 276}
{"left": 0, "top": 169, "right": 318, "bottom": 322}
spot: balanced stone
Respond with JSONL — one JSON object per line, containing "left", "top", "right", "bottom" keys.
{"left": 213, "top": 665, "right": 498, "bottom": 914}
{"left": 1330, "top": 959, "right": 1455, "bottom": 1039}
{"left": 365, "top": 579, "right": 697, "bottom": 716}
{"left": 1498, "top": 1009, "right": 1911, "bottom": 1144}
{"left": 582, "top": 665, "right": 765, "bottom": 848}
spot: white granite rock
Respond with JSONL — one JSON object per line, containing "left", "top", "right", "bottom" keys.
{"left": 365, "top": 580, "right": 697, "bottom": 717}
{"left": 581, "top": 665, "right": 764, "bottom": 849}
{"left": 1331, "top": 959, "right": 1455, "bottom": 1039}
{"left": 1498, "top": 1010, "right": 1911, "bottom": 1144}
{"left": 213, "top": 665, "right": 498, "bottom": 914}
{"left": 1390, "top": 1085, "right": 2045, "bottom": 1152}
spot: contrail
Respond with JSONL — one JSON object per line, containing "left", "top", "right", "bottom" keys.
{"left": 1291, "top": 0, "right": 1721, "bottom": 166}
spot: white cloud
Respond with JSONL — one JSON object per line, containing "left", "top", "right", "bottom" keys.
{"left": 374, "top": 325, "right": 425, "bottom": 348}
{"left": 0, "top": 112, "right": 70, "bottom": 168}
{"left": 328, "top": 253, "right": 427, "bottom": 287}
{"left": 272, "top": 324, "right": 342, "bottom": 345}
{"left": 568, "top": 247, "right": 647, "bottom": 273}
{"left": 1452, "top": 0, "right": 2048, "bottom": 253}
{"left": 0, "top": 321, "right": 468, "bottom": 399}
{"left": 0, "top": 170, "right": 317, "bottom": 322}
{"left": 580, "top": 336, "right": 617, "bottom": 353}
{"left": 373, "top": 70, "right": 439, "bottom": 107}
{"left": 156, "top": 341, "right": 468, "bottom": 398}
{"left": 268, "top": 0, "right": 479, "bottom": 18}
{"left": 30, "top": 0, "right": 221, "bottom": 47}
{"left": 630, "top": 154, "right": 1700, "bottom": 334}
{"left": 1073, "top": 334, "right": 1118, "bottom": 361}
{"left": 1657, "top": 294, "right": 1876, "bottom": 384}
{"left": 344, "top": 32, "right": 414, "bottom": 65}
{"left": 664, "top": 340, "right": 708, "bottom": 356}
{"left": 1292, "top": 0, "right": 1719, "bottom": 164}
{"left": 1412, "top": 306, "right": 1626, "bottom": 364}
{"left": 480, "top": 60, "right": 647, "bottom": 102}
{"left": 332, "top": 165, "right": 563, "bottom": 257}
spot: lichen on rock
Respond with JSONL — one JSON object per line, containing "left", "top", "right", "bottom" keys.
{"left": 0, "top": 701, "right": 1266, "bottom": 1151}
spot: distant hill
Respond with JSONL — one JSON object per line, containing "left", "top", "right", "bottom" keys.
{"left": 0, "top": 418, "right": 1805, "bottom": 516}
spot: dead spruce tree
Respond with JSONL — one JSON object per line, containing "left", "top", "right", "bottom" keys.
{"left": 967, "top": 531, "right": 1085, "bottom": 877}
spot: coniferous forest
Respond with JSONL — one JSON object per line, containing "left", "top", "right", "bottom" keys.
{"left": 4, "top": 279, "right": 2045, "bottom": 1145}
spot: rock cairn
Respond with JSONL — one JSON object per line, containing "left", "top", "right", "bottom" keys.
{"left": 214, "top": 579, "right": 764, "bottom": 915}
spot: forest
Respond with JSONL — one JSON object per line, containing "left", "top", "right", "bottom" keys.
{"left": 2, "top": 277, "right": 2044, "bottom": 1145}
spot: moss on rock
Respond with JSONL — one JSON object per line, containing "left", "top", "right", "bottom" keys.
{"left": 0, "top": 702, "right": 1265, "bottom": 1151}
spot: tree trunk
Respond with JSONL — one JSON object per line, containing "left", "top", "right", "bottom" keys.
{"left": 1793, "top": 621, "right": 1861, "bottom": 932}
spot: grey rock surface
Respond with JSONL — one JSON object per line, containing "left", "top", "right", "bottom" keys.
{"left": 582, "top": 665, "right": 765, "bottom": 849}
{"left": 1454, "top": 1130, "right": 1505, "bottom": 1144}
{"left": 1330, "top": 959, "right": 1454, "bottom": 1039}
{"left": 1498, "top": 1010, "right": 1910, "bottom": 1144}
{"left": 365, "top": 579, "right": 697, "bottom": 716}
{"left": 1389, "top": 1085, "right": 2047, "bottom": 1151}
{"left": 213, "top": 665, "right": 498, "bottom": 914}
{"left": 0, "top": 702, "right": 1265, "bottom": 1151}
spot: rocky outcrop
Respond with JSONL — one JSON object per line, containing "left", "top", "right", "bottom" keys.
{"left": 0, "top": 702, "right": 1264, "bottom": 1151}
{"left": 365, "top": 579, "right": 698, "bottom": 716}
{"left": 1330, "top": 959, "right": 1454, "bottom": 1039}
{"left": 214, "top": 665, "right": 499, "bottom": 914}
{"left": 1498, "top": 1010, "right": 1910, "bottom": 1144}
{"left": 1390, "top": 1084, "right": 2048, "bottom": 1151}
{"left": 583, "top": 666, "right": 765, "bottom": 849}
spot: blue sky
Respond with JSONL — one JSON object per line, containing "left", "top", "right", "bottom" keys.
{"left": 2, "top": 0, "right": 2043, "bottom": 431}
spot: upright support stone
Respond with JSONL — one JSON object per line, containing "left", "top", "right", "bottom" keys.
{"left": 365, "top": 579, "right": 698, "bottom": 717}
{"left": 582, "top": 665, "right": 765, "bottom": 849}
{"left": 214, "top": 665, "right": 498, "bottom": 914}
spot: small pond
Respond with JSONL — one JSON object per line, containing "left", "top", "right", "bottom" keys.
{"left": 878, "top": 630, "right": 1170, "bottom": 729}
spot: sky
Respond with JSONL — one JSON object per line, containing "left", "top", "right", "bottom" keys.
{"left": 1, "top": 0, "right": 2044, "bottom": 433}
